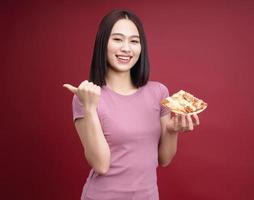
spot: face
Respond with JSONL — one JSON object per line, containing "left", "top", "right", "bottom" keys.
{"left": 107, "top": 19, "right": 141, "bottom": 73}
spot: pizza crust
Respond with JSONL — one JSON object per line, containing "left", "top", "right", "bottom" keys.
{"left": 161, "top": 90, "right": 208, "bottom": 115}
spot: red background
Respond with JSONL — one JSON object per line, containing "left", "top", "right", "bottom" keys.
{"left": 2, "top": 0, "right": 254, "bottom": 199}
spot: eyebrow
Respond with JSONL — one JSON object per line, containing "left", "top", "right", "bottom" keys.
{"left": 111, "top": 33, "right": 140, "bottom": 38}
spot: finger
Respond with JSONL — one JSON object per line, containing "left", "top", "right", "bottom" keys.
{"left": 78, "top": 80, "right": 89, "bottom": 90}
{"left": 88, "top": 82, "right": 95, "bottom": 91}
{"left": 79, "top": 80, "right": 89, "bottom": 88}
{"left": 166, "top": 117, "right": 174, "bottom": 132}
{"left": 82, "top": 80, "right": 89, "bottom": 85}
{"left": 192, "top": 114, "right": 200, "bottom": 126}
{"left": 63, "top": 84, "right": 78, "bottom": 94}
{"left": 170, "top": 111, "right": 176, "bottom": 118}
{"left": 174, "top": 114, "right": 179, "bottom": 131}
{"left": 175, "top": 113, "right": 180, "bottom": 122}
{"left": 180, "top": 114, "right": 186, "bottom": 130}
{"left": 95, "top": 85, "right": 101, "bottom": 95}
{"left": 186, "top": 114, "right": 194, "bottom": 131}
{"left": 78, "top": 81, "right": 92, "bottom": 93}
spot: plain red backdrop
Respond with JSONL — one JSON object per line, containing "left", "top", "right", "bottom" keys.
{"left": 2, "top": 0, "right": 254, "bottom": 199}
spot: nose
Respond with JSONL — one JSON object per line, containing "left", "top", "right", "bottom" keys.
{"left": 120, "top": 40, "right": 131, "bottom": 53}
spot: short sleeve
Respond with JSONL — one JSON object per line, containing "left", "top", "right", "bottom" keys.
{"left": 72, "top": 95, "right": 84, "bottom": 121}
{"left": 159, "top": 82, "right": 170, "bottom": 117}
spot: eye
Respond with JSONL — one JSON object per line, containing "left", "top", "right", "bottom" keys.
{"left": 131, "top": 40, "right": 140, "bottom": 44}
{"left": 113, "top": 38, "right": 122, "bottom": 42}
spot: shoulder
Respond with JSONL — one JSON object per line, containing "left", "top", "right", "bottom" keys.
{"left": 143, "top": 81, "right": 169, "bottom": 99}
{"left": 145, "top": 80, "right": 166, "bottom": 87}
{"left": 145, "top": 81, "right": 168, "bottom": 92}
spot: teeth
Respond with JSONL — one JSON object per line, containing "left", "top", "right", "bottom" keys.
{"left": 117, "top": 56, "right": 130, "bottom": 60}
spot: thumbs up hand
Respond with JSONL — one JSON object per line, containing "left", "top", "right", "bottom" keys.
{"left": 63, "top": 80, "right": 101, "bottom": 112}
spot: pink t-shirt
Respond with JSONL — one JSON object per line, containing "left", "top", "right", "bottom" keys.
{"left": 72, "top": 81, "right": 169, "bottom": 200}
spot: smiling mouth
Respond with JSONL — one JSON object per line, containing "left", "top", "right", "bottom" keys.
{"left": 116, "top": 55, "right": 132, "bottom": 63}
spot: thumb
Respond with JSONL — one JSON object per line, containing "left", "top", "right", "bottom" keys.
{"left": 63, "top": 84, "right": 78, "bottom": 94}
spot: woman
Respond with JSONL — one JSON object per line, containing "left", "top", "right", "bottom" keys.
{"left": 63, "top": 9, "right": 199, "bottom": 200}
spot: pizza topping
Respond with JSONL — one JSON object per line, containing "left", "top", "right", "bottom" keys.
{"left": 161, "top": 90, "right": 208, "bottom": 115}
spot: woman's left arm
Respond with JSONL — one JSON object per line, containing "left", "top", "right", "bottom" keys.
{"left": 158, "top": 114, "right": 200, "bottom": 167}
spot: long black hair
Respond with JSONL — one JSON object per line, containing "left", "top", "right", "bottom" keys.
{"left": 89, "top": 9, "right": 150, "bottom": 87}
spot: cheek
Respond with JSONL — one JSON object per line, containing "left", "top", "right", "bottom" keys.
{"left": 107, "top": 44, "right": 116, "bottom": 61}
{"left": 107, "top": 41, "right": 119, "bottom": 52}
{"left": 134, "top": 43, "right": 141, "bottom": 53}
{"left": 107, "top": 51, "right": 114, "bottom": 65}
{"left": 133, "top": 45, "right": 141, "bottom": 57}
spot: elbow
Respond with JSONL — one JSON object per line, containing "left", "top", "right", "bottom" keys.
{"left": 94, "top": 164, "right": 110, "bottom": 175}
{"left": 160, "top": 163, "right": 169, "bottom": 167}
{"left": 86, "top": 152, "right": 111, "bottom": 175}
{"left": 159, "top": 151, "right": 177, "bottom": 167}
{"left": 159, "top": 159, "right": 172, "bottom": 167}
{"left": 93, "top": 157, "right": 110, "bottom": 175}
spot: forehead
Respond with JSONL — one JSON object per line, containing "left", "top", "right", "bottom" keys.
{"left": 111, "top": 19, "right": 139, "bottom": 36}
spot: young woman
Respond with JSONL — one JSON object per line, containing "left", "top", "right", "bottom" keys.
{"left": 64, "top": 9, "right": 199, "bottom": 200}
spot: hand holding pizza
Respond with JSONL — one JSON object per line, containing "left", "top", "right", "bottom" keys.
{"left": 166, "top": 113, "right": 200, "bottom": 134}
{"left": 161, "top": 90, "right": 207, "bottom": 133}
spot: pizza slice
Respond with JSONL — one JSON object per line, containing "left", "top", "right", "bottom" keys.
{"left": 161, "top": 90, "right": 208, "bottom": 115}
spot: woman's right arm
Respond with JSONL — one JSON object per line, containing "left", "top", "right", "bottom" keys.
{"left": 75, "top": 109, "right": 110, "bottom": 175}
{"left": 63, "top": 81, "right": 110, "bottom": 175}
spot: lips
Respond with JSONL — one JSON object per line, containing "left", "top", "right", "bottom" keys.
{"left": 116, "top": 55, "right": 132, "bottom": 63}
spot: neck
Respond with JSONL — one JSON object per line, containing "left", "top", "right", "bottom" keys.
{"left": 105, "top": 69, "right": 137, "bottom": 94}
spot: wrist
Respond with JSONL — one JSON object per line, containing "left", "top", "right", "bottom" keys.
{"left": 83, "top": 107, "right": 97, "bottom": 115}
{"left": 167, "top": 129, "right": 179, "bottom": 135}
